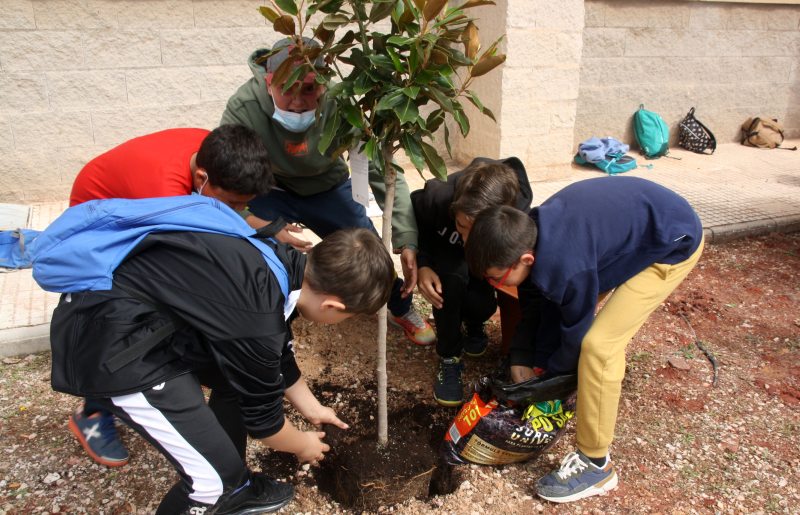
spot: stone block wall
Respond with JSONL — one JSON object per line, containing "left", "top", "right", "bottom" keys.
{"left": 451, "top": 0, "right": 585, "bottom": 179}
{"left": 0, "top": 0, "right": 276, "bottom": 202}
{"left": 2, "top": 0, "right": 799, "bottom": 201}
{"left": 576, "top": 0, "right": 800, "bottom": 148}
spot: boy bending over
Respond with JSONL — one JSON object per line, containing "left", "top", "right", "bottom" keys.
{"left": 411, "top": 157, "right": 532, "bottom": 406}
{"left": 46, "top": 226, "right": 393, "bottom": 514}
{"left": 465, "top": 176, "right": 703, "bottom": 503}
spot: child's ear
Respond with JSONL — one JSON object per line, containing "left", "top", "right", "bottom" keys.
{"left": 520, "top": 252, "right": 535, "bottom": 266}
{"left": 320, "top": 298, "right": 347, "bottom": 312}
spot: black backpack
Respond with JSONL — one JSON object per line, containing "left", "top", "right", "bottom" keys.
{"left": 678, "top": 107, "right": 717, "bottom": 154}
{"left": 678, "top": 107, "right": 716, "bottom": 154}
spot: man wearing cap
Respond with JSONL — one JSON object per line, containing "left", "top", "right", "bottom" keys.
{"left": 221, "top": 37, "right": 435, "bottom": 346}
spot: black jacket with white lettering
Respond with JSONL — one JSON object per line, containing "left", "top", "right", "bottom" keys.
{"left": 49, "top": 231, "right": 305, "bottom": 439}
{"left": 410, "top": 156, "right": 533, "bottom": 271}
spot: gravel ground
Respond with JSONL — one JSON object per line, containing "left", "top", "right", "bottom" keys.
{"left": 1, "top": 232, "right": 798, "bottom": 514}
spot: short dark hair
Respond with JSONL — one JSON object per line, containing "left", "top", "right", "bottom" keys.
{"left": 196, "top": 124, "right": 274, "bottom": 195}
{"left": 450, "top": 161, "right": 520, "bottom": 219}
{"left": 465, "top": 205, "right": 538, "bottom": 277}
{"left": 304, "top": 228, "right": 394, "bottom": 314}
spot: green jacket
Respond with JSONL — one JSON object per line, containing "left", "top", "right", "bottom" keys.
{"left": 221, "top": 49, "right": 418, "bottom": 250}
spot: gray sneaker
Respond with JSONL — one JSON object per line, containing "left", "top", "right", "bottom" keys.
{"left": 536, "top": 451, "right": 618, "bottom": 503}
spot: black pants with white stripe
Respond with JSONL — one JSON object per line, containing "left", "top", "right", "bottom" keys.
{"left": 92, "top": 372, "right": 249, "bottom": 513}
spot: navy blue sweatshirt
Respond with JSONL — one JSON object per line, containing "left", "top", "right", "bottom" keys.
{"left": 513, "top": 176, "right": 703, "bottom": 374}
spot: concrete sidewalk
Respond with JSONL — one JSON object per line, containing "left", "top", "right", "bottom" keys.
{"left": 1, "top": 141, "right": 799, "bottom": 358}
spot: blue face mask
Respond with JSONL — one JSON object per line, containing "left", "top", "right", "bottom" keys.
{"left": 272, "top": 105, "right": 316, "bottom": 133}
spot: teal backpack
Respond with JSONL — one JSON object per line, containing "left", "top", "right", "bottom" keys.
{"left": 634, "top": 104, "right": 670, "bottom": 159}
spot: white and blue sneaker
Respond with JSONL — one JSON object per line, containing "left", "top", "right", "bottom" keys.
{"left": 536, "top": 450, "right": 618, "bottom": 503}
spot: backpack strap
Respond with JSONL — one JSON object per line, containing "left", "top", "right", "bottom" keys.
{"left": 744, "top": 117, "right": 762, "bottom": 146}
{"left": 103, "top": 283, "right": 188, "bottom": 373}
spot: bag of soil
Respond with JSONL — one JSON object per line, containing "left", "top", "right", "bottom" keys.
{"left": 442, "top": 381, "right": 575, "bottom": 466}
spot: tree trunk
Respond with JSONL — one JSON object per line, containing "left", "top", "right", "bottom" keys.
{"left": 377, "top": 152, "right": 396, "bottom": 447}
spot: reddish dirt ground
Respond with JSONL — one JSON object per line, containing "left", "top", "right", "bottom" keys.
{"left": 1, "top": 231, "right": 798, "bottom": 514}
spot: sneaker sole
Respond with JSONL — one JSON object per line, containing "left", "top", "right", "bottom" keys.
{"left": 537, "top": 471, "right": 618, "bottom": 503}
{"left": 433, "top": 394, "right": 464, "bottom": 407}
{"left": 225, "top": 496, "right": 292, "bottom": 515}
{"left": 463, "top": 347, "right": 487, "bottom": 358}
{"left": 68, "top": 417, "right": 129, "bottom": 468}
{"left": 388, "top": 317, "right": 435, "bottom": 346}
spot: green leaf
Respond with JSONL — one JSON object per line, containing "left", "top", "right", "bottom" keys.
{"left": 402, "top": 86, "right": 421, "bottom": 99}
{"left": 341, "top": 103, "right": 364, "bottom": 129}
{"left": 375, "top": 90, "right": 405, "bottom": 111}
{"left": 426, "top": 86, "right": 454, "bottom": 113}
{"left": 274, "top": 0, "right": 298, "bottom": 16}
{"left": 258, "top": 6, "right": 280, "bottom": 22}
{"left": 280, "top": 64, "right": 307, "bottom": 93}
{"left": 317, "top": 0, "right": 344, "bottom": 14}
{"left": 394, "top": 97, "right": 419, "bottom": 125}
{"left": 325, "top": 81, "right": 349, "bottom": 98}
{"left": 425, "top": 108, "right": 445, "bottom": 133}
{"left": 363, "top": 137, "right": 379, "bottom": 163}
{"left": 443, "top": 123, "right": 453, "bottom": 157}
{"left": 367, "top": 54, "right": 396, "bottom": 72}
{"left": 369, "top": 0, "right": 396, "bottom": 23}
{"left": 322, "top": 13, "right": 350, "bottom": 30}
{"left": 401, "top": 133, "right": 426, "bottom": 172}
{"left": 420, "top": 141, "right": 447, "bottom": 180}
{"left": 466, "top": 90, "right": 496, "bottom": 122}
{"left": 385, "top": 46, "right": 404, "bottom": 72}
{"left": 442, "top": 47, "right": 473, "bottom": 66}
{"left": 452, "top": 103, "right": 470, "bottom": 137}
{"left": 353, "top": 74, "right": 374, "bottom": 95}
{"left": 387, "top": 35, "right": 415, "bottom": 47}
{"left": 432, "top": 11, "right": 467, "bottom": 30}
{"left": 408, "top": 43, "right": 421, "bottom": 72}
{"left": 318, "top": 108, "right": 341, "bottom": 154}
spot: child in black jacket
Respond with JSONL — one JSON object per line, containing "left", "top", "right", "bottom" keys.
{"left": 410, "top": 157, "right": 532, "bottom": 406}
{"left": 47, "top": 228, "right": 394, "bottom": 514}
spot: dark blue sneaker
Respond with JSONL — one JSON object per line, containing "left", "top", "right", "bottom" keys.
{"left": 68, "top": 409, "right": 129, "bottom": 467}
{"left": 537, "top": 451, "right": 618, "bottom": 503}
{"left": 463, "top": 323, "right": 489, "bottom": 357}
{"left": 214, "top": 473, "right": 294, "bottom": 514}
{"left": 462, "top": 334, "right": 488, "bottom": 357}
{"left": 433, "top": 357, "right": 464, "bottom": 407}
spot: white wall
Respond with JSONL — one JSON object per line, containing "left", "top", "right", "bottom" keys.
{"left": 576, "top": 0, "right": 800, "bottom": 147}
{"left": 0, "top": 0, "right": 279, "bottom": 202}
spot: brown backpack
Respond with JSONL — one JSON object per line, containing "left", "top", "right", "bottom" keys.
{"left": 741, "top": 117, "right": 797, "bottom": 150}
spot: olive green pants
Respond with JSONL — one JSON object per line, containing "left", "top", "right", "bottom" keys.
{"left": 576, "top": 238, "right": 705, "bottom": 458}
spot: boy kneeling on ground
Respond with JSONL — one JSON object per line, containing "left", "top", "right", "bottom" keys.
{"left": 45, "top": 224, "right": 394, "bottom": 514}
{"left": 465, "top": 176, "right": 703, "bottom": 503}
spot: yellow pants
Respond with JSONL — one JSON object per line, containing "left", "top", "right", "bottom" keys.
{"left": 576, "top": 238, "right": 705, "bottom": 458}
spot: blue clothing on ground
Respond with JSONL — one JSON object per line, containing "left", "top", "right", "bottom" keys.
{"left": 527, "top": 176, "right": 703, "bottom": 374}
{"left": 0, "top": 229, "right": 41, "bottom": 269}
{"left": 247, "top": 178, "right": 412, "bottom": 317}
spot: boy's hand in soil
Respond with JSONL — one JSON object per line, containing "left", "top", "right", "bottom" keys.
{"left": 285, "top": 379, "right": 350, "bottom": 429}
{"left": 296, "top": 431, "right": 330, "bottom": 464}
{"left": 307, "top": 405, "right": 349, "bottom": 430}
{"left": 417, "top": 266, "right": 443, "bottom": 309}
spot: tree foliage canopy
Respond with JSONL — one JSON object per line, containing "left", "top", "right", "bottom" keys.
{"left": 259, "top": 0, "right": 505, "bottom": 179}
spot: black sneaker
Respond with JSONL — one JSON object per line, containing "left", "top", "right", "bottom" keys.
{"left": 433, "top": 357, "right": 464, "bottom": 407}
{"left": 214, "top": 473, "right": 294, "bottom": 515}
{"left": 462, "top": 325, "right": 489, "bottom": 357}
